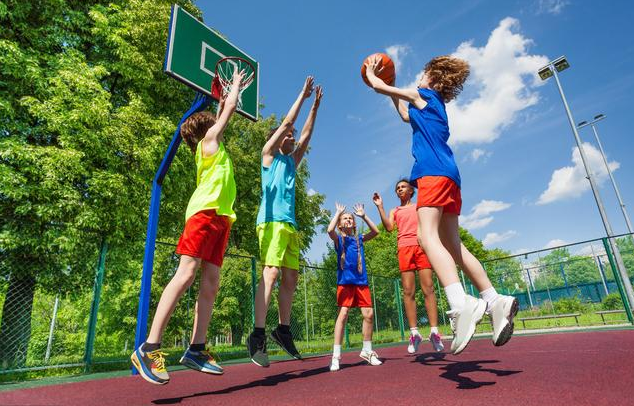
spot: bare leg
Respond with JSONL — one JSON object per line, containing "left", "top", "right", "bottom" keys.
{"left": 418, "top": 268, "right": 439, "bottom": 327}
{"left": 146, "top": 255, "right": 200, "bottom": 344}
{"left": 417, "top": 206, "right": 461, "bottom": 287}
{"left": 333, "top": 307, "right": 349, "bottom": 346}
{"left": 254, "top": 266, "right": 280, "bottom": 328}
{"left": 400, "top": 272, "right": 418, "bottom": 329}
{"left": 278, "top": 267, "right": 299, "bottom": 325}
{"left": 361, "top": 307, "right": 374, "bottom": 341}
{"left": 190, "top": 262, "right": 221, "bottom": 345}
{"left": 438, "top": 213, "right": 492, "bottom": 292}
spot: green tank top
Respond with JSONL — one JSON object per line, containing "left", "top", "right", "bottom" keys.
{"left": 184, "top": 142, "right": 237, "bottom": 223}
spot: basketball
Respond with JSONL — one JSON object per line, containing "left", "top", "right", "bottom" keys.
{"left": 361, "top": 53, "right": 395, "bottom": 87}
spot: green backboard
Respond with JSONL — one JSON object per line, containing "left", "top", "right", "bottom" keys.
{"left": 164, "top": 4, "right": 259, "bottom": 121}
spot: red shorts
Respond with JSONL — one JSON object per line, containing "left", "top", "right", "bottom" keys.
{"left": 175, "top": 209, "right": 231, "bottom": 267}
{"left": 337, "top": 285, "right": 372, "bottom": 308}
{"left": 416, "top": 176, "right": 462, "bottom": 215}
{"left": 398, "top": 245, "right": 432, "bottom": 271}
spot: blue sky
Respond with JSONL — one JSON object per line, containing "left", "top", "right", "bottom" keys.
{"left": 197, "top": 0, "right": 634, "bottom": 262}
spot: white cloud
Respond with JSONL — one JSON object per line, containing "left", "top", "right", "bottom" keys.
{"left": 466, "top": 148, "right": 492, "bottom": 163}
{"left": 537, "top": 142, "right": 620, "bottom": 205}
{"left": 307, "top": 188, "right": 317, "bottom": 196}
{"left": 385, "top": 45, "right": 410, "bottom": 75}
{"left": 460, "top": 200, "right": 512, "bottom": 230}
{"left": 544, "top": 239, "right": 567, "bottom": 249}
{"left": 483, "top": 230, "right": 518, "bottom": 247}
{"left": 444, "top": 18, "right": 549, "bottom": 145}
{"left": 537, "top": 0, "right": 569, "bottom": 15}
{"left": 346, "top": 114, "right": 362, "bottom": 122}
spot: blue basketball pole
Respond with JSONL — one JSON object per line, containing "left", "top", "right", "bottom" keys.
{"left": 132, "top": 94, "right": 211, "bottom": 374}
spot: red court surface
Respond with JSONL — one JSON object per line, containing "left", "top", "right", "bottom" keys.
{"left": 2, "top": 329, "right": 632, "bottom": 406}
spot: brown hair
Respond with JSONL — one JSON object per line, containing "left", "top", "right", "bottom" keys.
{"left": 424, "top": 56, "right": 470, "bottom": 102}
{"left": 338, "top": 214, "right": 362, "bottom": 274}
{"left": 180, "top": 111, "right": 216, "bottom": 153}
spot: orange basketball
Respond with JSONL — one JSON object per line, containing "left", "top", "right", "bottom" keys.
{"left": 361, "top": 53, "right": 395, "bottom": 87}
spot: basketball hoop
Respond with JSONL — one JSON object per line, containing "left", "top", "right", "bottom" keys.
{"left": 211, "top": 56, "right": 256, "bottom": 110}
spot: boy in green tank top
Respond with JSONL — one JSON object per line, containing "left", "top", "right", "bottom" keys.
{"left": 131, "top": 71, "right": 244, "bottom": 385}
{"left": 247, "top": 77, "right": 323, "bottom": 367}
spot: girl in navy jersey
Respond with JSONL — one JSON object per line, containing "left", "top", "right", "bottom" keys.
{"left": 326, "top": 202, "right": 381, "bottom": 371}
{"left": 364, "top": 55, "right": 519, "bottom": 355}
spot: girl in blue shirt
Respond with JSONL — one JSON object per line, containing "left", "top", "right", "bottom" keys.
{"left": 326, "top": 202, "right": 381, "bottom": 371}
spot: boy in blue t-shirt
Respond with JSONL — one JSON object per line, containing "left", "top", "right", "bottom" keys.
{"left": 364, "top": 55, "right": 519, "bottom": 355}
{"left": 326, "top": 202, "right": 381, "bottom": 371}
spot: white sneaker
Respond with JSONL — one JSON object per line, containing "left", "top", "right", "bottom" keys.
{"left": 329, "top": 356, "right": 340, "bottom": 372}
{"left": 448, "top": 295, "right": 487, "bottom": 355}
{"left": 489, "top": 295, "right": 519, "bottom": 346}
{"left": 407, "top": 334, "right": 423, "bottom": 354}
{"left": 359, "top": 350, "right": 382, "bottom": 366}
{"left": 429, "top": 332, "right": 445, "bottom": 352}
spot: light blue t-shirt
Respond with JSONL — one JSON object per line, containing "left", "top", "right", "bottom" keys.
{"left": 256, "top": 153, "right": 296, "bottom": 226}
{"left": 335, "top": 235, "right": 368, "bottom": 286}
{"left": 408, "top": 88, "right": 461, "bottom": 188}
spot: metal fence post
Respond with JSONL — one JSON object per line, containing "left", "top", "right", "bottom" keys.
{"left": 394, "top": 279, "right": 405, "bottom": 341}
{"left": 250, "top": 257, "right": 257, "bottom": 329}
{"left": 84, "top": 237, "right": 108, "bottom": 372}
{"left": 45, "top": 294, "right": 60, "bottom": 363}
{"left": 602, "top": 238, "right": 633, "bottom": 324}
{"left": 303, "top": 266, "right": 309, "bottom": 347}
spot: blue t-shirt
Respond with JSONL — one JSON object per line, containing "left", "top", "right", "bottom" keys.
{"left": 408, "top": 88, "right": 461, "bottom": 188}
{"left": 335, "top": 235, "right": 368, "bottom": 286}
{"left": 256, "top": 153, "right": 296, "bottom": 226}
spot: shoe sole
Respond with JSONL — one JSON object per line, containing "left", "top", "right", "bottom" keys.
{"left": 452, "top": 300, "right": 487, "bottom": 355}
{"left": 246, "top": 339, "right": 270, "bottom": 367}
{"left": 131, "top": 352, "right": 168, "bottom": 385}
{"left": 359, "top": 354, "right": 382, "bottom": 366}
{"left": 493, "top": 298, "right": 519, "bottom": 347}
{"left": 270, "top": 333, "right": 302, "bottom": 360}
{"left": 179, "top": 356, "right": 224, "bottom": 375}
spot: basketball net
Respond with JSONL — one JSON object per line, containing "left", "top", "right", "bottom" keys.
{"left": 211, "top": 57, "right": 255, "bottom": 111}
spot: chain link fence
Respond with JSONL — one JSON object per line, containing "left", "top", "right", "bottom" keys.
{"left": 1, "top": 227, "right": 632, "bottom": 382}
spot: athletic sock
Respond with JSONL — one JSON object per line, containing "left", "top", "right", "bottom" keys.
{"left": 480, "top": 287, "right": 499, "bottom": 307}
{"left": 445, "top": 282, "right": 467, "bottom": 311}
{"left": 141, "top": 342, "right": 161, "bottom": 353}
{"left": 409, "top": 327, "right": 420, "bottom": 337}
{"left": 362, "top": 341, "right": 372, "bottom": 352}
{"left": 254, "top": 327, "right": 266, "bottom": 337}
{"left": 430, "top": 326, "right": 439, "bottom": 335}
{"left": 277, "top": 324, "right": 291, "bottom": 334}
{"left": 333, "top": 344, "right": 342, "bottom": 358}
{"left": 189, "top": 343, "right": 205, "bottom": 352}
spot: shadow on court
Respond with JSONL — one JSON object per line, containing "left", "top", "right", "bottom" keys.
{"left": 415, "top": 352, "right": 522, "bottom": 389}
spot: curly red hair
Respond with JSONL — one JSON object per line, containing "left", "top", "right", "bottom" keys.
{"left": 424, "top": 56, "right": 470, "bottom": 102}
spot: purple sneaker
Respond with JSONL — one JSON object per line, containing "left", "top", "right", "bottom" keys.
{"left": 407, "top": 334, "right": 423, "bottom": 354}
{"left": 429, "top": 332, "right": 445, "bottom": 352}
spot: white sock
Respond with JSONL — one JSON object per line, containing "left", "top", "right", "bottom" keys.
{"left": 333, "top": 344, "right": 341, "bottom": 358}
{"left": 444, "top": 282, "right": 467, "bottom": 310}
{"left": 480, "top": 287, "right": 499, "bottom": 306}
{"left": 409, "top": 327, "right": 420, "bottom": 337}
{"left": 430, "top": 326, "right": 439, "bottom": 335}
{"left": 362, "top": 341, "right": 372, "bottom": 352}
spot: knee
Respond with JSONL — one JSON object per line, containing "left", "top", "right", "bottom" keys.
{"left": 262, "top": 267, "right": 280, "bottom": 285}
{"left": 402, "top": 285, "right": 416, "bottom": 300}
{"left": 421, "top": 283, "right": 435, "bottom": 298}
{"left": 200, "top": 276, "right": 220, "bottom": 299}
{"left": 363, "top": 309, "right": 374, "bottom": 321}
{"left": 281, "top": 272, "right": 298, "bottom": 290}
{"left": 338, "top": 307, "right": 350, "bottom": 320}
{"left": 175, "top": 268, "right": 197, "bottom": 289}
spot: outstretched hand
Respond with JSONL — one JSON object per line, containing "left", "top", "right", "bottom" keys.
{"left": 372, "top": 192, "right": 382, "bottom": 207}
{"left": 313, "top": 85, "right": 323, "bottom": 108}
{"left": 302, "top": 76, "right": 315, "bottom": 98}
{"left": 232, "top": 69, "right": 246, "bottom": 85}
{"left": 335, "top": 202, "right": 346, "bottom": 214}
{"left": 353, "top": 203, "right": 365, "bottom": 218}
{"left": 364, "top": 54, "right": 385, "bottom": 79}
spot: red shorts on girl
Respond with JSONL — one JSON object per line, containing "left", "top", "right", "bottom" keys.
{"left": 416, "top": 176, "right": 462, "bottom": 215}
{"left": 398, "top": 245, "right": 432, "bottom": 271}
{"left": 337, "top": 285, "right": 372, "bottom": 308}
{"left": 176, "top": 209, "right": 231, "bottom": 267}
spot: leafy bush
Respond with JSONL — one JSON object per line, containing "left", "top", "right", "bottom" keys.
{"left": 601, "top": 293, "right": 624, "bottom": 310}
{"left": 553, "top": 297, "right": 585, "bottom": 314}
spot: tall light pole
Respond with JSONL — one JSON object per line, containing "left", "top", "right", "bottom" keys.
{"left": 538, "top": 56, "right": 634, "bottom": 308}
{"left": 578, "top": 115, "right": 633, "bottom": 234}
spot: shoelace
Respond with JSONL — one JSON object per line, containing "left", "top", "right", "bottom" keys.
{"left": 447, "top": 310, "right": 458, "bottom": 332}
{"left": 148, "top": 350, "right": 167, "bottom": 372}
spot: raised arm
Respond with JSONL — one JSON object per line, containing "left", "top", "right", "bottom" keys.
{"left": 327, "top": 202, "right": 346, "bottom": 243}
{"left": 262, "top": 76, "right": 314, "bottom": 161}
{"left": 365, "top": 55, "right": 425, "bottom": 108}
{"left": 372, "top": 192, "right": 395, "bottom": 232}
{"left": 293, "top": 85, "right": 322, "bottom": 166}
{"left": 390, "top": 96, "right": 409, "bottom": 123}
{"left": 201, "top": 69, "right": 245, "bottom": 156}
{"left": 353, "top": 204, "right": 379, "bottom": 242}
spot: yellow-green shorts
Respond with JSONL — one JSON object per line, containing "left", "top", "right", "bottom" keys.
{"left": 257, "top": 222, "right": 300, "bottom": 270}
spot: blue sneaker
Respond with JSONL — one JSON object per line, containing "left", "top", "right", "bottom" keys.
{"left": 179, "top": 348, "right": 224, "bottom": 375}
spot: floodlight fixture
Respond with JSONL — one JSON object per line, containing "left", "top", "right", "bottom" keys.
{"left": 553, "top": 56, "right": 570, "bottom": 72}
{"left": 538, "top": 66, "right": 553, "bottom": 80}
